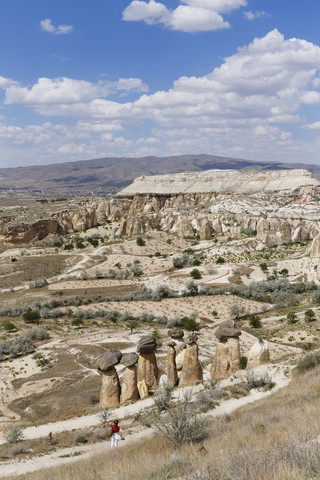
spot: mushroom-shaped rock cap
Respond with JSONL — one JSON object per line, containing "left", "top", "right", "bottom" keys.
{"left": 168, "top": 340, "right": 176, "bottom": 348}
{"left": 167, "top": 328, "right": 184, "bottom": 339}
{"left": 215, "top": 320, "right": 241, "bottom": 342}
{"left": 137, "top": 336, "right": 157, "bottom": 354}
{"left": 98, "top": 350, "right": 122, "bottom": 372}
{"left": 121, "top": 352, "right": 139, "bottom": 367}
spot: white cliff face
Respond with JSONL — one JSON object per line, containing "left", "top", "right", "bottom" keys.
{"left": 119, "top": 169, "right": 320, "bottom": 196}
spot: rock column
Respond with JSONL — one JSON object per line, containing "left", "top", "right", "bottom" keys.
{"left": 179, "top": 334, "right": 203, "bottom": 387}
{"left": 167, "top": 341, "right": 178, "bottom": 387}
{"left": 210, "top": 320, "right": 242, "bottom": 380}
{"left": 98, "top": 350, "right": 122, "bottom": 408}
{"left": 137, "top": 336, "right": 158, "bottom": 396}
{"left": 120, "top": 353, "right": 139, "bottom": 405}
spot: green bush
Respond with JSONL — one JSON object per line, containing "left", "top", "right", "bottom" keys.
{"left": 260, "top": 263, "right": 268, "bottom": 272}
{"left": 296, "top": 353, "right": 320, "bottom": 373}
{"left": 287, "top": 312, "right": 298, "bottom": 324}
{"left": 190, "top": 269, "right": 202, "bottom": 279}
{"left": 23, "top": 311, "right": 41, "bottom": 324}
{"left": 216, "top": 257, "right": 225, "bottom": 264}
{"left": 305, "top": 309, "right": 316, "bottom": 322}
{"left": 64, "top": 243, "right": 74, "bottom": 251}
{"left": 249, "top": 315, "right": 262, "bottom": 328}
{"left": 246, "top": 371, "right": 275, "bottom": 390}
{"left": 136, "top": 237, "right": 145, "bottom": 246}
{"left": 240, "top": 356, "right": 248, "bottom": 369}
{"left": 182, "top": 317, "right": 200, "bottom": 331}
{"left": 3, "top": 321, "right": 16, "bottom": 331}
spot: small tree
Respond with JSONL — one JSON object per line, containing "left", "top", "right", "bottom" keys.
{"left": 229, "top": 304, "right": 245, "bottom": 320}
{"left": 127, "top": 320, "right": 139, "bottom": 334}
{"left": 97, "top": 407, "right": 109, "bottom": 425}
{"left": 305, "top": 309, "right": 316, "bottom": 322}
{"left": 190, "top": 269, "right": 202, "bottom": 279}
{"left": 260, "top": 263, "right": 268, "bottom": 272}
{"left": 136, "top": 237, "right": 145, "bottom": 246}
{"left": 216, "top": 257, "right": 225, "bottom": 264}
{"left": 182, "top": 317, "right": 200, "bottom": 331}
{"left": 152, "top": 328, "right": 162, "bottom": 348}
{"left": 184, "top": 280, "right": 198, "bottom": 296}
{"left": 153, "top": 383, "right": 173, "bottom": 412}
{"left": 72, "top": 318, "right": 84, "bottom": 328}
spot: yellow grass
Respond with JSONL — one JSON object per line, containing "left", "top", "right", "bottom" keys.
{"left": 8, "top": 366, "right": 320, "bottom": 480}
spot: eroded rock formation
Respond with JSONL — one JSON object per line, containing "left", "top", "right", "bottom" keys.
{"left": 120, "top": 353, "right": 139, "bottom": 405}
{"left": 179, "top": 335, "right": 203, "bottom": 387}
{"left": 211, "top": 321, "right": 242, "bottom": 379}
{"left": 167, "top": 341, "right": 178, "bottom": 387}
{"left": 137, "top": 336, "right": 158, "bottom": 394}
{"left": 247, "top": 340, "right": 270, "bottom": 368}
{"left": 98, "top": 350, "right": 122, "bottom": 408}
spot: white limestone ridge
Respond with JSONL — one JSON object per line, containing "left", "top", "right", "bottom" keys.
{"left": 118, "top": 169, "right": 320, "bottom": 195}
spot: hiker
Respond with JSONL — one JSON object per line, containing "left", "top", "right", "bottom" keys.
{"left": 109, "top": 419, "right": 121, "bottom": 448}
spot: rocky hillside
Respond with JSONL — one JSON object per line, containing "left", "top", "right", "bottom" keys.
{"left": 1, "top": 169, "right": 320, "bottom": 254}
{"left": 2, "top": 154, "right": 320, "bottom": 194}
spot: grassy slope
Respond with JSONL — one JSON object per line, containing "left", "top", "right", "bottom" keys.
{"left": 9, "top": 365, "right": 320, "bottom": 480}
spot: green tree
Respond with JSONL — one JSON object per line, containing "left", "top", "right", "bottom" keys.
{"left": 260, "top": 263, "right": 268, "bottom": 272}
{"left": 287, "top": 312, "right": 298, "bottom": 324}
{"left": 136, "top": 236, "right": 145, "bottom": 246}
{"left": 249, "top": 314, "right": 262, "bottom": 328}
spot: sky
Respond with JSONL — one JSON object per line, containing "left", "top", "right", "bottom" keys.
{"left": 1, "top": 0, "right": 320, "bottom": 168}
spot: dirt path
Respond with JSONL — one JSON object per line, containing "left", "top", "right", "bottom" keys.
{"left": 0, "top": 375, "right": 290, "bottom": 478}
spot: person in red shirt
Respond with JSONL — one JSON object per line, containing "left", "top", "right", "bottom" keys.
{"left": 109, "top": 419, "right": 121, "bottom": 448}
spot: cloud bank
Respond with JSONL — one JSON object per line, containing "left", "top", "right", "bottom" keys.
{"left": 122, "top": 0, "right": 247, "bottom": 32}
{"left": 40, "top": 19, "right": 73, "bottom": 35}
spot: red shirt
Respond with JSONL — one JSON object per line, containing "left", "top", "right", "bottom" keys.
{"left": 110, "top": 424, "right": 120, "bottom": 433}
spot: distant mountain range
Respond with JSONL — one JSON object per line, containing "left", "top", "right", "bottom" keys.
{"left": 1, "top": 154, "right": 320, "bottom": 195}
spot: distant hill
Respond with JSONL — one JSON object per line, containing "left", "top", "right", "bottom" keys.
{"left": 1, "top": 154, "right": 320, "bottom": 195}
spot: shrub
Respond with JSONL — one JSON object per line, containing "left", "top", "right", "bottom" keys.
{"left": 72, "top": 318, "right": 84, "bottom": 328}
{"left": 64, "top": 243, "right": 74, "bottom": 251}
{"left": 183, "top": 280, "right": 199, "bottom": 296}
{"left": 246, "top": 371, "right": 275, "bottom": 390}
{"left": 30, "top": 278, "right": 48, "bottom": 289}
{"left": 311, "top": 290, "right": 320, "bottom": 304}
{"left": 3, "top": 321, "right": 16, "bottom": 331}
{"left": 75, "top": 435, "right": 88, "bottom": 444}
{"left": 190, "top": 268, "right": 202, "bottom": 279}
{"left": 216, "top": 257, "right": 225, "bottom": 264}
{"left": 287, "top": 312, "right": 298, "bottom": 324}
{"left": 260, "top": 263, "right": 268, "bottom": 272}
{"left": 249, "top": 315, "right": 262, "bottom": 328}
{"left": 5, "top": 424, "right": 26, "bottom": 444}
{"left": 136, "top": 237, "right": 145, "bottom": 246}
{"left": 27, "top": 327, "right": 50, "bottom": 341}
{"left": 131, "top": 265, "right": 143, "bottom": 276}
{"left": 241, "top": 227, "right": 257, "bottom": 236}
{"left": 229, "top": 304, "right": 245, "bottom": 319}
{"left": 296, "top": 353, "right": 320, "bottom": 373}
{"left": 240, "top": 356, "right": 248, "bottom": 369}
{"left": 23, "top": 311, "right": 41, "bottom": 324}
{"left": 151, "top": 391, "right": 206, "bottom": 448}
{"left": 182, "top": 317, "right": 199, "bottom": 331}
{"left": 153, "top": 383, "right": 173, "bottom": 412}
{"left": 152, "top": 328, "right": 162, "bottom": 348}
{"left": 97, "top": 407, "right": 109, "bottom": 425}
{"left": 89, "top": 395, "right": 100, "bottom": 405}
{"left": 305, "top": 309, "right": 316, "bottom": 322}
{"left": 88, "top": 238, "right": 99, "bottom": 247}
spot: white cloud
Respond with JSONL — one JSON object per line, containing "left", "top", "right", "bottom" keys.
{"left": 40, "top": 18, "right": 73, "bottom": 35}
{"left": 122, "top": 0, "right": 246, "bottom": 32}
{"left": 2, "top": 30, "right": 320, "bottom": 166}
{"left": 4, "top": 77, "right": 148, "bottom": 107}
{"left": 243, "top": 10, "right": 270, "bottom": 21}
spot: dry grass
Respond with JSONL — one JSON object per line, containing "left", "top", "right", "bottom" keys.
{"left": 7, "top": 366, "right": 320, "bottom": 480}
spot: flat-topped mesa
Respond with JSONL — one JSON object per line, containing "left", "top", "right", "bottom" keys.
{"left": 118, "top": 169, "right": 320, "bottom": 196}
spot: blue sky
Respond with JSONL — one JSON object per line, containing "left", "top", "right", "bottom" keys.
{"left": 1, "top": 0, "right": 320, "bottom": 167}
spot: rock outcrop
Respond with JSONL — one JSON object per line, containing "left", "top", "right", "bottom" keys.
{"left": 167, "top": 341, "right": 178, "bottom": 387}
{"left": 137, "top": 336, "right": 158, "bottom": 394}
{"left": 179, "top": 336, "right": 203, "bottom": 387}
{"left": 211, "top": 338, "right": 241, "bottom": 379}
{"left": 120, "top": 353, "right": 139, "bottom": 405}
{"left": 247, "top": 340, "right": 270, "bottom": 368}
{"left": 98, "top": 350, "right": 122, "bottom": 408}
{"left": 211, "top": 321, "right": 242, "bottom": 379}
{"left": 100, "top": 368, "right": 121, "bottom": 408}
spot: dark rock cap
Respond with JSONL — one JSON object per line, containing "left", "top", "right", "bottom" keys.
{"left": 215, "top": 320, "right": 241, "bottom": 342}
{"left": 168, "top": 340, "right": 176, "bottom": 348}
{"left": 167, "top": 328, "right": 184, "bottom": 339}
{"left": 121, "top": 352, "right": 139, "bottom": 367}
{"left": 137, "top": 336, "right": 157, "bottom": 354}
{"left": 98, "top": 350, "right": 122, "bottom": 372}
